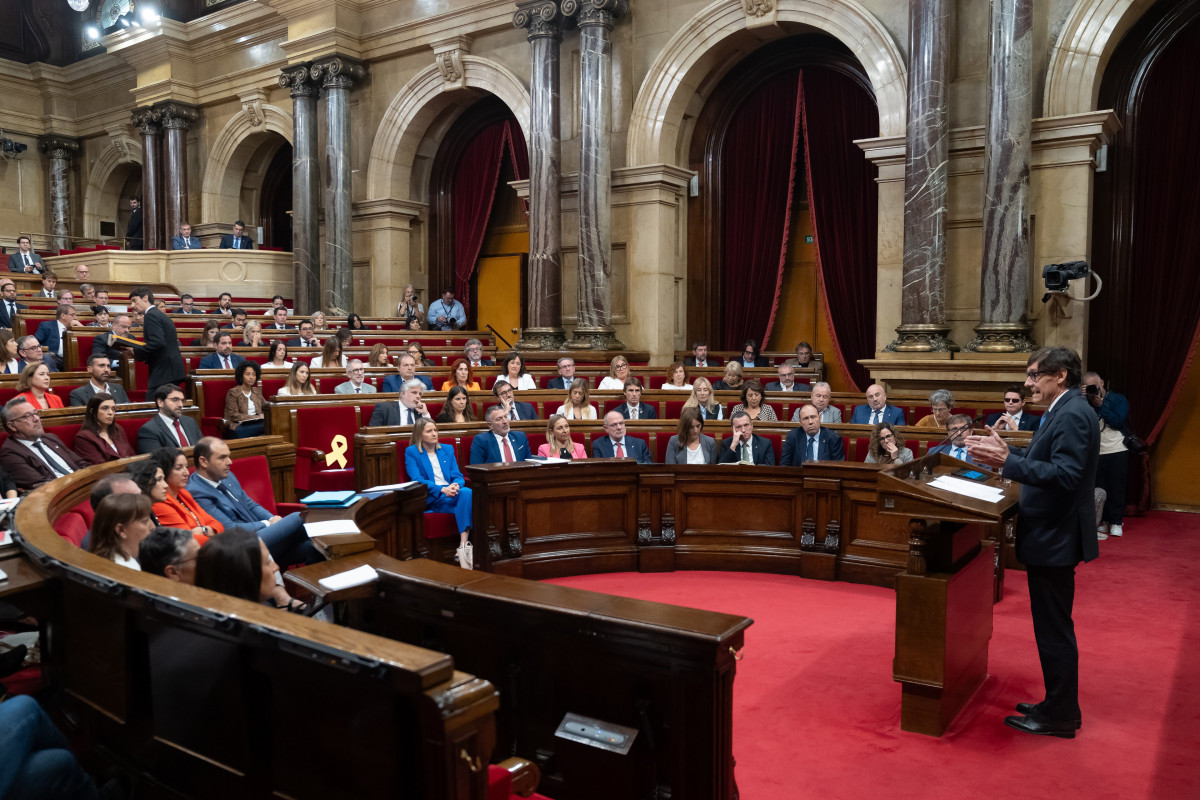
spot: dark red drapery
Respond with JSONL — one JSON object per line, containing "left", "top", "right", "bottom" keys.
{"left": 452, "top": 118, "right": 529, "bottom": 315}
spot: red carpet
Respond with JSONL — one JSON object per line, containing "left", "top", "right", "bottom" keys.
{"left": 548, "top": 511, "right": 1200, "bottom": 799}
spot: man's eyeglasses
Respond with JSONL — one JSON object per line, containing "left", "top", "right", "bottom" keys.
{"left": 1026, "top": 369, "right": 1053, "bottom": 380}
{"left": 11, "top": 411, "right": 41, "bottom": 423}
{"left": 948, "top": 425, "right": 971, "bottom": 435}
{"left": 1003, "top": 397, "right": 1023, "bottom": 403}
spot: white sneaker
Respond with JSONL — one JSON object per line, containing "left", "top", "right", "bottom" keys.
{"left": 1097, "top": 531, "right": 1109, "bottom": 541}
{"left": 1110, "top": 524, "right": 1123, "bottom": 538}
{"left": 1098, "top": 523, "right": 1110, "bottom": 534}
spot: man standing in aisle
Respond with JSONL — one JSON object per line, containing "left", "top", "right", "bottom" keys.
{"left": 128, "top": 286, "right": 185, "bottom": 400}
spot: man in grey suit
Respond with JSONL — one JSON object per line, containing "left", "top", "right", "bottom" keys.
{"left": 334, "top": 360, "right": 377, "bottom": 394}
{"left": 171, "top": 223, "right": 203, "bottom": 251}
{"left": 793, "top": 382, "right": 841, "bottom": 424}
{"left": 69, "top": 355, "right": 131, "bottom": 406}
{"left": 137, "top": 384, "right": 203, "bottom": 452}
{"left": 7, "top": 236, "right": 45, "bottom": 273}
{"left": 968, "top": 347, "right": 1099, "bottom": 739}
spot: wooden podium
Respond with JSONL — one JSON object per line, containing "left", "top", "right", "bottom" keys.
{"left": 876, "top": 453, "right": 1020, "bottom": 736}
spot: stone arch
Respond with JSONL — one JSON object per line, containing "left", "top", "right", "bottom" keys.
{"left": 82, "top": 138, "right": 142, "bottom": 239}
{"left": 1044, "top": 0, "right": 1157, "bottom": 116}
{"left": 627, "top": 0, "right": 907, "bottom": 167}
{"left": 200, "top": 104, "right": 293, "bottom": 223}
{"left": 365, "top": 56, "right": 531, "bottom": 203}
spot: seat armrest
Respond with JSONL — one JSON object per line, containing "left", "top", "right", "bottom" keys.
{"left": 296, "top": 446, "right": 327, "bottom": 463}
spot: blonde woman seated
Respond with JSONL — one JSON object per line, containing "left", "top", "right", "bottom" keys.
{"left": 277, "top": 361, "right": 317, "bottom": 396}
{"left": 310, "top": 311, "right": 329, "bottom": 331}
{"left": 404, "top": 419, "right": 473, "bottom": 568}
{"left": 440, "top": 358, "right": 481, "bottom": 392}
{"left": 538, "top": 414, "right": 587, "bottom": 459}
{"left": 712, "top": 361, "right": 744, "bottom": 391}
{"left": 436, "top": 386, "right": 477, "bottom": 424}
{"left": 597, "top": 355, "right": 632, "bottom": 390}
{"left": 662, "top": 361, "right": 692, "bottom": 391}
{"left": 556, "top": 378, "right": 598, "bottom": 420}
{"left": 730, "top": 380, "right": 777, "bottom": 422}
{"left": 310, "top": 337, "right": 347, "bottom": 369}
{"left": 239, "top": 320, "right": 264, "bottom": 348}
{"left": 368, "top": 343, "right": 392, "bottom": 368}
{"left": 864, "top": 423, "right": 914, "bottom": 465}
{"left": 16, "top": 363, "right": 63, "bottom": 410}
{"left": 684, "top": 377, "right": 724, "bottom": 421}
{"left": 89, "top": 492, "right": 155, "bottom": 571}
{"left": 915, "top": 389, "right": 953, "bottom": 429}
{"left": 664, "top": 406, "right": 716, "bottom": 464}
{"left": 263, "top": 340, "right": 293, "bottom": 370}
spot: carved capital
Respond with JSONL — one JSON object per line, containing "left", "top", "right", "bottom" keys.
{"left": 279, "top": 62, "right": 320, "bottom": 98}
{"left": 561, "top": 0, "right": 627, "bottom": 28}
{"left": 236, "top": 90, "right": 269, "bottom": 129}
{"left": 515, "top": 0, "right": 564, "bottom": 39}
{"left": 154, "top": 101, "right": 199, "bottom": 131}
{"left": 38, "top": 135, "right": 80, "bottom": 160}
{"left": 131, "top": 107, "right": 161, "bottom": 136}
{"left": 310, "top": 56, "right": 366, "bottom": 91}
{"left": 743, "top": 0, "right": 773, "bottom": 16}
{"left": 431, "top": 36, "right": 472, "bottom": 87}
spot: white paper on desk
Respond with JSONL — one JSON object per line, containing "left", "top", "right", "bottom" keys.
{"left": 929, "top": 476, "right": 1005, "bottom": 503}
{"left": 317, "top": 564, "right": 379, "bottom": 591}
{"left": 362, "top": 481, "right": 418, "bottom": 492}
{"left": 527, "top": 457, "right": 565, "bottom": 464}
{"left": 304, "top": 519, "right": 362, "bottom": 538}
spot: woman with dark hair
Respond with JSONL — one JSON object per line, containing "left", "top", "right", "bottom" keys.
{"left": 368, "top": 343, "right": 391, "bottom": 368}
{"left": 150, "top": 447, "right": 220, "bottom": 542}
{"left": 73, "top": 392, "right": 136, "bottom": 464}
{"left": 195, "top": 528, "right": 305, "bottom": 610}
{"left": 224, "top": 361, "right": 266, "bottom": 437}
{"left": 436, "top": 385, "right": 477, "bottom": 423}
{"left": 406, "top": 342, "right": 435, "bottom": 368}
{"left": 89, "top": 492, "right": 154, "bottom": 570}
{"left": 500, "top": 353, "right": 536, "bottom": 391}
{"left": 89, "top": 306, "right": 110, "bottom": 328}
{"left": 407, "top": 316, "right": 424, "bottom": 331}
{"left": 263, "top": 339, "right": 293, "bottom": 370}
{"left": 731, "top": 380, "right": 777, "bottom": 421}
{"left": 404, "top": 419, "right": 473, "bottom": 568}
{"left": 865, "top": 423, "right": 914, "bottom": 465}
{"left": 192, "top": 319, "right": 222, "bottom": 348}
{"left": 665, "top": 406, "right": 717, "bottom": 464}
{"left": 128, "top": 458, "right": 167, "bottom": 526}
{"left": 310, "top": 336, "right": 346, "bottom": 369}
{"left": 440, "top": 358, "right": 481, "bottom": 391}
{"left": 277, "top": 361, "right": 316, "bottom": 396}
{"left": 0, "top": 329, "right": 18, "bottom": 374}
{"left": 16, "top": 363, "right": 63, "bottom": 410}
{"left": 346, "top": 313, "right": 367, "bottom": 330}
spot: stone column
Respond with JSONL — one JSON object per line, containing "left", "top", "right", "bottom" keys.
{"left": 886, "top": 0, "right": 955, "bottom": 352}
{"left": 562, "top": 0, "right": 626, "bottom": 351}
{"left": 37, "top": 135, "right": 80, "bottom": 252}
{"left": 131, "top": 108, "right": 162, "bottom": 250}
{"left": 966, "top": 0, "right": 1036, "bottom": 352}
{"left": 514, "top": 0, "right": 567, "bottom": 350}
{"left": 310, "top": 56, "right": 366, "bottom": 316}
{"left": 280, "top": 63, "right": 321, "bottom": 315}
{"left": 157, "top": 102, "right": 199, "bottom": 245}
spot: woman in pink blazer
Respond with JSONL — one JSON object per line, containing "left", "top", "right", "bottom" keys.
{"left": 537, "top": 414, "right": 588, "bottom": 460}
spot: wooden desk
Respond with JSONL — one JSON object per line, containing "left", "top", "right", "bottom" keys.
{"left": 0, "top": 550, "right": 48, "bottom": 601}
{"left": 302, "top": 486, "right": 428, "bottom": 560}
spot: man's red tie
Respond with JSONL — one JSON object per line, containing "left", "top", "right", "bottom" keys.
{"left": 174, "top": 419, "right": 189, "bottom": 446}
{"left": 502, "top": 438, "right": 514, "bottom": 463}
{"left": 222, "top": 356, "right": 230, "bottom": 369}
{"left": 615, "top": 442, "right": 625, "bottom": 458}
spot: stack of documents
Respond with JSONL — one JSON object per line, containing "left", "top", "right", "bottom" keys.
{"left": 317, "top": 564, "right": 379, "bottom": 591}
{"left": 303, "top": 519, "right": 362, "bottom": 538}
{"left": 300, "top": 491, "right": 358, "bottom": 507}
{"left": 928, "top": 475, "right": 1006, "bottom": 503}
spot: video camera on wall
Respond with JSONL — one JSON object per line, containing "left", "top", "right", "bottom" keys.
{"left": 1041, "top": 261, "right": 1101, "bottom": 303}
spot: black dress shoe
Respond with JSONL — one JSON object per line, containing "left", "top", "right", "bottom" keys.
{"left": 1004, "top": 713, "right": 1077, "bottom": 739}
{"left": 1015, "top": 702, "right": 1082, "bottom": 729}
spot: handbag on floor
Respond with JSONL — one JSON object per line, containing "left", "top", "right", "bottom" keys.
{"left": 455, "top": 542, "right": 474, "bottom": 570}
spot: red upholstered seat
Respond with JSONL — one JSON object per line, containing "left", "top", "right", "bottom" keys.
{"left": 852, "top": 437, "right": 871, "bottom": 461}
{"left": 601, "top": 398, "right": 624, "bottom": 415}
{"left": 664, "top": 400, "right": 685, "bottom": 419}
{"left": 0, "top": 388, "right": 17, "bottom": 405}
{"left": 115, "top": 417, "right": 143, "bottom": 445}
{"left": 424, "top": 513, "right": 457, "bottom": 540}
{"left": 134, "top": 360, "right": 148, "bottom": 391}
{"left": 47, "top": 422, "right": 82, "bottom": 449}
{"left": 261, "top": 378, "right": 287, "bottom": 398}
{"left": 194, "top": 378, "right": 237, "bottom": 437}
{"left": 228, "top": 454, "right": 304, "bottom": 515}
{"left": 454, "top": 435, "right": 474, "bottom": 473}
{"left": 425, "top": 401, "right": 443, "bottom": 419}
{"left": 761, "top": 432, "right": 782, "bottom": 463}
{"left": 294, "top": 405, "right": 359, "bottom": 492}
{"left": 52, "top": 500, "right": 94, "bottom": 547}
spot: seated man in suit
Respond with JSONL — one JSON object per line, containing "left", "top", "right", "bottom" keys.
{"left": 137, "top": 384, "right": 203, "bottom": 452}
{"left": 850, "top": 384, "right": 906, "bottom": 426}
{"left": 171, "top": 223, "right": 203, "bottom": 251}
{"left": 186, "top": 437, "right": 317, "bottom": 567}
{"left": 17, "top": 335, "right": 58, "bottom": 373}
{"left": 69, "top": 355, "right": 131, "bottom": 406}
{"left": 92, "top": 313, "right": 133, "bottom": 368}
{"left": 766, "top": 364, "right": 811, "bottom": 393}
{"left": 0, "top": 397, "right": 83, "bottom": 490}
{"left": 265, "top": 306, "right": 294, "bottom": 332}
{"left": 469, "top": 406, "right": 532, "bottom": 464}
{"left": 546, "top": 357, "right": 576, "bottom": 390}
{"left": 334, "top": 360, "right": 377, "bottom": 394}
{"left": 781, "top": 404, "right": 845, "bottom": 466}
{"left": 928, "top": 414, "right": 977, "bottom": 463}
{"left": 986, "top": 384, "right": 1040, "bottom": 431}
{"left": 784, "top": 341, "right": 816, "bottom": 368}
{"left": 463, "top": 338, "right": 494, "bottom": 368}
{"left": 592, "top": 410, "right": 653, "bottom": 463}
{"left": 0, "top": 279, "right": 28, "bottom": 328}
{"left": 615, "top": 378, "right": 657, "bottom": 420}
{"left": 220, "top": 308, "right": 248, "bottom": 330}
{"left": 218, "top": 220, "right": 254, "bottom": 250}
{"left": 381, "top": 354, "right": 434, "bottom": 393}
{"left": 683, "top": 341, "right": 720, "bottom": 368}
{"left": 198, "top": 333, "right": 245, "bottom": 371}
{"left": 368, "top": 379, "right": 431, "bottom": 426}
{"left": 34, "top": 306, "right": 80, "bottom": 366}
{"left": 173, "top": 293, "right": 204, "bottom": 314}
{"left": 717, "top": 410, "right": 776, "bottom": 465}
{"left": 287, "top": 319, "right": 320, "bottom": 350}
{"left": 490, "top": 380, "right": 537, "bottom": 421}
{"left": 214, "top": 292, "right": 233, "bottom": 316}
{"left": 8, "top": 236, "right": 46, "bottom": 273}
{"left": 34, "top": 272, "right": 58, "bottom": 299}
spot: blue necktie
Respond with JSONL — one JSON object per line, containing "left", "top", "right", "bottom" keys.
{"left": 954, "top": 446, "right": 964, "bottom": 460}
{"left": 807, "top": 436, "right": 817, "bottom": 463}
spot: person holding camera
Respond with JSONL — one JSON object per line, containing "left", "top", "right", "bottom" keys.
{"left": 1082, "top": 371, "right": 1130, "bottom": 539}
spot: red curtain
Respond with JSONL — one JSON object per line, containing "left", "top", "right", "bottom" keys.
{"left": 452, "top": 119, "right": 529, "bottom": 314}
{"left": 800, "top": 70, "right": 879, "bottom": 391}
{"left": 720, "top": 71, "right": 803, "bottom": 350}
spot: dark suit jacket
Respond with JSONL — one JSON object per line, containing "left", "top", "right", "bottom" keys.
{"left": 16, "top": 356, "right": 57, "bottom": 373}
{"left": 0, "top": 300, "right": 27, "bottom": 327}
{"left": 72, "top": 427, "right": 136, "bottom": 465}
{"left": 469, "top": 431, "right": 532, "bottom": 465}
{"left": 928, "top": 442, "right": 976, "bottom": 464}
{"left": 546, "top": 376, "right": 572, "bottom": 390}
{"left": 134, "top": 306, "right": 185, "bottom": 390}
{"left": 850, "top": 404, "right": 906, "bottom": 426}
{"left": 717, "top": 434, "right": 776, "bottom": 465}
{"left": 765, "top": 381, "right": 812, "bottom": 393}
{"left": 137, "top": 414, "right": 203, "bottom": 453}
{"left": 170, "top": 236, "right": 202, "bottom": 250}
{"left": 367, "top": 402, "right": 428, "bottom": 427}
{"left": 198, "top": 352, "right": 246, "bottom": 370}
{"left": 185, "top": 471, "right": 271, "bottom": 531}
{"left": 126, "top": 207, "right": 143, "bottom": 249}
{"left": 615, "top": 402, "right": 658, "bottom": 420}
{"left": 8, "top": 252, "right": 45, "bottom": 273}
{"left": 486, "top": 401, "right": 537, "bottom": 421}
{"left": 591, "top": 436, "right": 652, "bottom": 464}
{"left": 381, "top": 374, "right": 434, "bottom": 393}
{"left": 286, "top": 337, "right": 321, "bottom": 350}
{"left": 69, "top": 382, "right": 131, "bottom": 406}
{"left": 0, "top": 433, "right": 85, "bottom": 489}
{"left": 683, "top": 356, "right": 722, "bottom": 367}
{"left": 218, "top": 234, "right": 254, "bottom": 250}
{"left": 781, "top": 427, "right": 845, "bottom": 466}
{"left": 985, "top": 411, "right": 1040, "bottom": 431}
{"left": 91, "top": 332, "right": 126, "bottom": 366}
{"left": 34, "top": 320, "right": 65, "bottom": 359}
{"left": 1002, "top": 389, "right": 1100, "bottom": 567}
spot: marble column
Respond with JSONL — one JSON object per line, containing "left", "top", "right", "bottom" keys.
{"left": 131, "top": 108, "right": 162, "bottom": 251}
{"left": 967, "top": 0, "right": 1036, "bottom": 352}
{"left": 280, "top": 63, "right": 321, "bottom": 315}
{"left": 157, "top": 102, "right": 199, "bottom": 245}
{"left": 514, "top": 1, "right": 567, "bottom": 350}
{"left": 563, "top": 0, "right": 626, "bottom": 351}
{"left": 37, "top": 135, "right": 80, "bottom": 252}
{"left": 887, "top": 0, "right": 955, "bottom": 352}
{"left": 311, "top": 56, "right": 366, "bottom": 316}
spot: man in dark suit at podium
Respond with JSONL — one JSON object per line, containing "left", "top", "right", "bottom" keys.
{"left": 968, "top": 346, "right": 1099, "bottom": 739}
{"left": 219, "top": 220, "right": 254, "bottom": 250}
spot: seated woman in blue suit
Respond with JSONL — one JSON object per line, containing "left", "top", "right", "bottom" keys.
{"left": 404, "top": 418, "right": 472, "bottom": 566}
